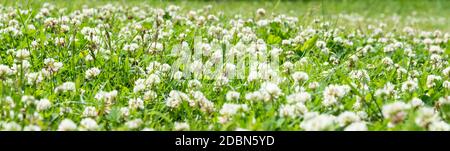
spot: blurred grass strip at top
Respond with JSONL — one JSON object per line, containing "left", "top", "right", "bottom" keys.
{"left": 3, "top": 0, "right": 450, "bottom": 31}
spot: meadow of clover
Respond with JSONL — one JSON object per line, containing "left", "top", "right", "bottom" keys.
{"left": 0, "top": 0, "right": 449, "bottom": 131}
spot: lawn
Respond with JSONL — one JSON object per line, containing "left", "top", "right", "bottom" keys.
{"left": 0, "top": 0, "right": 449, "bottom": 131}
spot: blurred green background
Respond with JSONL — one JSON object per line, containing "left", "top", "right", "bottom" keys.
{"left": 2, "top": 0, "right": 449, "bottom": 31}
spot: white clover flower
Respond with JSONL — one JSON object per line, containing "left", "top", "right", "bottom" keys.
{"left": 349, "top": 70, "right": 370, "bottom": 82}
{"left": 120, "top": 107, "right": 130, "bottom": 117}
{"left": 23, "top": 125, "right": 41, "bottom": 131}
{"left": 80, "top": 118, "right": 98, "bottom": 131}
{"left": 344, "top": 122, "right": 368, "bottom": 131}
{"left": 188, "top": 79, "right": 202, "bottom": 89}
{"left": 426, "top": 75, "right": 441, "bottom": 88}
{"left": 191, "top": 91, "right": 214, "bottom": 113}
{"left": 85, "top": 67, "right": 101, "bottom": 80}
{"left": 85, "top": 55, "right": 94, "bottom": 61}
{"left": 235, "top": 128, "right": 250, "bottom": 131}
{"left": 256, "top": 8, "right": 266, "bottom": 17}
{"left": 247, "top": 70, "right": 259, "bottom": 82}
{"left": 21, "top": 95, "right": 35, "bottom": 105}
{"left": 245, "top": 91, "right": 262, "bottom": 102}
{"left": 125, "top": 119, "right": 143, "bottom": 129}
{"left": 58, "top": 119, "right": 77, "bottom": 131}
{"left": 43, "top": 58, "right": 63, "bottom": 75}
{"left": 403, "top": 27, "right": 414, "bottom": 35}
{"left": 443, "top": 67, "right": 450, "bottom": 77}
{"left": 381, "top": 57, "right": 394, "bottom": 66}
{"left": 291, "top": 72, "right": 309, "bottom": 82}
{"left": 337, "top": 111, "right": 361, "bottom": 127}
{"left": 26, "top": 72, "right": 44, "bottom": 85}
{"left": 54, "top": 82, "right": 76, "bottom": 93}
{"left": 430, "top": 54, "right": 442, "bottom": 66}
{"left": 308, "top": 82, "right": 320, "bottom": 90}
{"left": 375, "top": 82, "right": 395, "bottom": 97}
{"left": 129, "top": 98, "right": 144, "bottom": 110}
{"left": 224, "top": 63, "right": 236, "bottom": 76}
{"left": 0, "top": 64, "right": 13, "bottom": 78}
{"left": 143, "top": 90, "right": 157, "bottom": 101}
{"left": 60, "top": 24, "right": 70, "bottom": 32}
{"left": 189, "top": 60, "right": 203, "bottom": 74}
{"left": 352, "top": 96, "right": 363, "bottom": 110}
{"left": 54, "top": 37, "right": 65, "bottom": 46}
{"left": 443, "top": 81, "right": 450, "bottom": 90}
{"left": 225, "top": 91, "right": 240, "bottom": 101}
{"left": 286, "top": 92, "right": 311, "bottom": 104}
{"left": 165, "top": 90, "right": 189, "bottom": 108}
{"left": 27, "top": 24, "right": 36, "bottom": 30}
{"left": 82, "top": 106, "right": 98, "bottom": 117}
{"left": 278, "top": 103, "right": 308, "bottom": 118}
{"left": 36, "top": 98, "right": 51, "bottom": 111}
{"left": 44, "top": 17, "right": 58, "bottom": 27}
{"left": 146, "top": 74, "right": 161, "bottom": 86}
{"left": 428, "top": 121, "right": 450, "bottom": 131}
{"left": 160, "top": 64, "right": 171, "bottom": 72}
{"left": 316, "top": 41, "right": 327, "bottom": 49}
{"left": 322, "top": 84, "right": 351, "bottom": 106}
{"left": 438, "top": 96, "right": 450, "bottom": 106}
{"left": 300, "top": 113, "right": 336, "bottom": 131}
{"left": 410, "top": 98, "right": 424, "bottom": 108}
{"left": 146, "top": 62, "right": 162, "bottom": 74}
{"left": 219, "top": 103, "right": 248, "bottom": 116}
{"left": 172, "top": 71, "right": 183, "bottom": 80}
{"left": 95, "top": 90, "right": 118, "bottom": 103}
{"left": 174, "top": 122, "right": 190, "bottom": 131}
{"left": 133, "top": 79, "right": 146, "bottom": 93}
{"left": 15, "top": 49, "right": 30, "bottom": 60}
{"left": 423, "top": 38, "right": 433, "bottom": 45}
{"left": 382, "top": 102, "right": 410, "bottom": 126}
{"left": 401, "top": 79, "right": 418, "bottom": 93}
{"left": 123, "top": 43, "right": 139, "bottom": 52}
{"left": 415, "top": 107, "right": 439, "bottom": 128}
{"left": 282, "top": 61, "right": 294, "bottom": 73}
{"left": 396, "top": 67, "right": 407, "bottom": 76}
{"left": 2, "top": 122, "right": 21, "bottom": 131}
{"left": 259, "top": 82, "right": 283, "bottom": 100}
{"left": 429, "top": 45, "right": 444, "bottom": 54}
